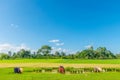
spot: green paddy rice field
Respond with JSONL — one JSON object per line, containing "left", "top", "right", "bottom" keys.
{"left": 0, "top": 59, "right": 120, "bottom": 80}
{"left": 0, "top": 59, "right": 120, "bottom": 64}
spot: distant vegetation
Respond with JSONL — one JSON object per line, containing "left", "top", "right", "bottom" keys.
{"left": 0, "top": 45, "right": 119, "bottom": 60}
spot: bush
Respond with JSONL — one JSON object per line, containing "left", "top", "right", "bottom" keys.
{"left": 65, "top": 67, "right": 74, "bottom": 72}
{"left": 33, "top": 67, "right": 120, "bottom": 74}
{"left": 83, "top": 68, "right": 93, "bottom": 72}
{"left": 115, "top": 68, "right": 120, "bottom": 72}
{"left": 33, "top": 68, "right": 42, "bottom": 73}
{"left": 44, "top": 67, "right": 53, "bottom": 72}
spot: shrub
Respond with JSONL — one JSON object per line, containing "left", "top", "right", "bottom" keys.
{"left": 44, "top": 67, "right": 53, "bottom": 72}
{"left": 83, "top": 68, "right": 93, "bottom": 72}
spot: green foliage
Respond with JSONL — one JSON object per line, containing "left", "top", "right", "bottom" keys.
{"left": 0, "top": 53, "right": 10, "bottom": 60}
{"left": 11, "top": 49, "right": 31, "bottom": 59}
{"left": 33, "top": 68, "right": 42, "bottom": 73}
{"left": 0, "top": 45, "right": 117, "bottom": 59}
{"left": 77, "top": 46, "right": 116, "bottom": 59}
{"left": 37, "top": 45, "right": 52, "bottom": 56}
{"left": 103, "top": 68, "right": 120, "bottom": 72}
{"left": 0, "top": 68, "right": 120, "bottom": 80}
{"left": 65, "top": 67, "right": 74, "bottom": 72}
{"left": 116, "top": 53, "right": 120, "bottom": 59}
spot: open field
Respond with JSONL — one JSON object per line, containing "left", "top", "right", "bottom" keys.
{"left": 0, "top": 59, "right": 120, "bottom": 80}
{"left": 0, "top": 59, "right": 120, "bottom": 68}
{"left": 0, "top": 68, "right": 120, "bottom": 80}
{"left": 0, "top": 59, "right": 120, "bottom": 64}
{"left": 0, "top": 63, "right": 120, "bottom": 68}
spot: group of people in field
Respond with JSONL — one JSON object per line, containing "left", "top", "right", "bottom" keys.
{"left": 14, "top": 66, "right": 102, "bottom": 74}
{"left": 14, "top": 66, "right": 65, "bottom": 74}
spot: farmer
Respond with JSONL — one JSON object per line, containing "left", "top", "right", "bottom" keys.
{"left": 58, "top": 66, "right": 65, "bottom": 74}
{"left": 14, "top": 67, "right": 23, "bottom": 73}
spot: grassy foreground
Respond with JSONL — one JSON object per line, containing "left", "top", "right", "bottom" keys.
{"left": 0, "top": 59, "right": 120, "bottom": 80}
{"left": 0, "top": 68, "right": 120, "bottom": 80}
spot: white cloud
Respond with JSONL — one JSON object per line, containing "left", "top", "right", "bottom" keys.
{"left": 49, "top": 39, "right": 60, "bottom": 43}
{"left": 49, "top": 39, "right": 65, "bottom": 46}
{"left": 51, "top": 47, "right": 63, "bottom": 53}
{"left": 51, "top": 47, "right": 73, "bottom": 54}
{"left": 0, "top": 43, "right": 30, "bottom": 53}
{"left": 55, "top": 43, "right": 64, "bottom": 46}
{"left": 52, "top": 47, "right": 61, "bottom": 51}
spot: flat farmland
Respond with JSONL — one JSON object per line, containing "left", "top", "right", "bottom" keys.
{"left": 0, "top": 59, "right": 120, "bottom": 80}
{"left": 0, "top": 59, "right": 120, "bottom": 68}
{"left": 0, "top": 59, "right": 120, "bottom": 64}
{"left": 0, "top": 68, "right": 120, "bottom": 80}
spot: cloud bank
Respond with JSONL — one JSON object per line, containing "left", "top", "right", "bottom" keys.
{"left": 49, "top": 39, "right": 60, "bottom": 43}
{"left": 49, "top": 39, "right": 64, "bottom": 46}
{"left": 0, "top": 43, "right": 30, "bottom": 53}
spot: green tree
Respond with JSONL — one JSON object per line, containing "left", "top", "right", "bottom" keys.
{"left": 0, "top": 53, "right": 10, "bottom": 60}
{"left": 95, "top": 47, "right": 116, "bottom": 59}
{"left": 12, "top": 52, "right": 18, "bottom": 59}
{"left": 8, "top": 51, "right": 12, "bottom": 57}
{"left": 60, "top": 52, "right": 67, "bottom": 59}
{"left": 68, "top": 54, "right": 76, "bottom": 59}
{"left": 77, "top": 49, "right": 95, "bottom": 59}
{"left": 37, "top": 45, "right": 52, "bottom": 56}
{"left": 54, "top": 51, "right": 60, "bottom": 57}
{"left": 116, "top": 53, "right": 120, "bottom": 59}
{"left": 61, "top": 52, "right": 66, "bottom": 56}
{"left": 17, "top": 49, "right": 31, "bottom": 58}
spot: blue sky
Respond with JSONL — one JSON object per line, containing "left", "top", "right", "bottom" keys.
{"left": 0, "top": 0, "right": 120, "bottom": 53}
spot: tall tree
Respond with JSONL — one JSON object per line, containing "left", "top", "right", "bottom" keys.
{"left": 37, "top": 45, "right": 52, "bottom": 56}
{"left": 54, "top": 51, "right": 60, "bottom": 57}
{"left": 8, "top": 51, "right": 12, "bottom": 57}
{"left": 17, "top": 49, "right": 31, "bottom": 58}
{"left": 96, "top": 47, "right": 116, "bottom": 59}
{"left": 77, "top": 48, "right": 95, "bottom": 59}
{"left": 0, "top": 53, "right": 10, "bottom": 60}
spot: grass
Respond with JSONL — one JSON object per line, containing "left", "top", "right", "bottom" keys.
{"left": 0, "top": 59, "right": 120, "bottom": 80}
{"left": 0, "top": 68, "right": 120, "bottom": 80}
{"left": 0, "top": 59, "right": 120, "bottom": 64}
{"left": 0, "top": 59, "right": 120, "bottom": 68}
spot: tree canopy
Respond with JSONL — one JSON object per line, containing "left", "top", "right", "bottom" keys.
{"left": 0, "top": 45, "right": 118, "bottom": 60}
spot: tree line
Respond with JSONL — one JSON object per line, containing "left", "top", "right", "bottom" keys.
{"left": 0, "top": 45, "right": 120, "bottom": 60}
